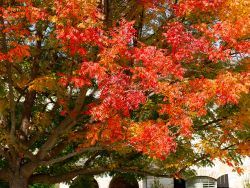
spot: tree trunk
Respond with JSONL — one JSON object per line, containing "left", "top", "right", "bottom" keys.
{"left": 9, "top": 176, "right": 28, "bottom": 188}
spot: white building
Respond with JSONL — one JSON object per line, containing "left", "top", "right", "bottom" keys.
{"left": 59, "top": 158, "right": 250, "bottom": 188}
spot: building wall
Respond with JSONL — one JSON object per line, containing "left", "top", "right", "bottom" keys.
{"left": 59, "top": 176, "right": 144, "bottom": 188}
{"left": 58, "top": 158, "right": 250, "bottom": 188}
{"left": 193, "top": 158, "right": 250, "bottom": 188}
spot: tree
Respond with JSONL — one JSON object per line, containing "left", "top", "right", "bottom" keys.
{"left": 0, "top": 0, "right": 249, "bottom": 188}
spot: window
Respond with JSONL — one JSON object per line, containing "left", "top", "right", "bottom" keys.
{"left": 174, "top": 179, "right": 186, "bottom": 188}
{"left": 217, "top": 174, "right": 229, "bottom": 188}
{"left": 186, "top": 177, "right": 217, "bottom": 188}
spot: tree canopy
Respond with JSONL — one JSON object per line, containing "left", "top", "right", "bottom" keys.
{"left": 0, "top": 0, "right": 249, "bottom": 188}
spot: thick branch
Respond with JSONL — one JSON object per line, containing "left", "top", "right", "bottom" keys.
{"left": 8, "top": 136, "right": 36, "bottom": 162}
{"left": 30, "top": 168, "right": 109, "bottom": 184}
{"left": 37, "top": 88, "right": 87, "bottom": 159}
{"left": 7, "top": 64, "right": 16, "bottom": 136}
{"left": 37, "top": 118, "right": 76, "bottom": 159}
{"left": 0, "top": 169, "right": 10, "bottom": 182}
{"left": 30, "top": 167, "right": 171, "bottom": 184}
{"left": 0, "top": 4, "right": 16, "bottom": 136}
{"left": 40, "top": 147, "right": 103, "bottom": 166}
{"left": 20, "top": 30, "right": 43, "bottom": 137}
{"left": 104, "top": 0, "right": 111, "bottom": 28}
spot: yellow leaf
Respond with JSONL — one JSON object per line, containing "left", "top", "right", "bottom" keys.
{"left": 49, "top": 16, "right": 57, "bottom": 23}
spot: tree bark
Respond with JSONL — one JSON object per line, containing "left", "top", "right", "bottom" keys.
{"left": 9, "top": 176, "right": 28, "bottom": 188}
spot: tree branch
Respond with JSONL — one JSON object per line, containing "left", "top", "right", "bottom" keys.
{"left": 37, "top": 118, "right": 76, "bottom": 159}
{"left": 40, "top": 147, "right": 104, "bottom": 166}
{"left": 7, "top": 136, "right": 37, "bottom": 162}
{"left": 193, "top": 117, "right": 227, "bottom": 131}
{"left": 30, "top": 167, "right": 171, "bottom": 184}
{"left": 37, "top": 88, "right": 88, "bottom": 160}
{"left": 0, "top": 168, "right": 10, "bottom": 182}
{"left": 30, "top": 168, "right": 110, "bottom": 184}
{"left": 0, "top": 4, "right": 16, "bottom": 136}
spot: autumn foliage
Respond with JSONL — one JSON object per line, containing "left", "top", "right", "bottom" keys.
{"left": 0, "top": 0, "right": 250, "bottom": 187}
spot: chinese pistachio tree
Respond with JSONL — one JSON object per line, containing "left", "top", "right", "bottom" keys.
{"left": 0, "top": 0, "right": 250, "bottom": 188}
